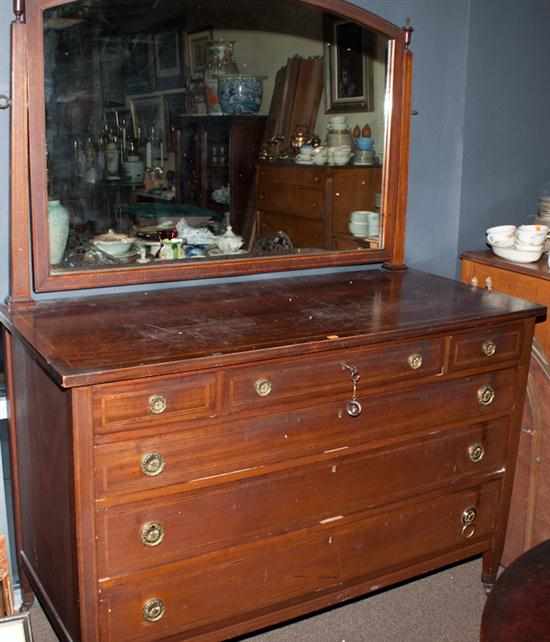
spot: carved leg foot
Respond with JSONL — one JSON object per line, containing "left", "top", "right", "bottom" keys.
{"left": 20, "top": 591, "right": 34, "bottom": 612}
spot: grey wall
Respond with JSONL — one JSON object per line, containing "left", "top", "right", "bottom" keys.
{"left": 0, "top": 0, "right": 548, "bottom": 301}
{"left": 458, "top": 0, "right": 550, "bottom": 262}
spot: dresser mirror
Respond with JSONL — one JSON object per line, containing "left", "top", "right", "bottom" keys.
{"left": 25, "top": 0, "right": 409, "bottom": 292}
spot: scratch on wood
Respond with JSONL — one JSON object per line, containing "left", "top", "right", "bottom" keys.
{"left": 324, "top": 446, "right": 349, "bottom": 454}
{"left": 320, "top": 515, "right": 344, "bottom": 525}
{"left": 191, "top": 466, "right": 261, "bottom": 483}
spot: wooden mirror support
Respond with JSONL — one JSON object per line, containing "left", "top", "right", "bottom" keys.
{"left": 7, "top": 0, "right": 413, "bottom": 302}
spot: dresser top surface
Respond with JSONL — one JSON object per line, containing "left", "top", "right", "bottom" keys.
{"left": 1, "top": 269, "right": 545, "bottom": 387}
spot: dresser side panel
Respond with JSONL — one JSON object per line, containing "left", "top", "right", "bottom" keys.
{"left": 12, "top": 337, "right": 80, "bottom": 641}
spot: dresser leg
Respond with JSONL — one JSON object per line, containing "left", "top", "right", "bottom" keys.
{"left": 481, "top": 551, "right": 498, "bottom": 593}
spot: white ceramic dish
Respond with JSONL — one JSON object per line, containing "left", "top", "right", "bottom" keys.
{"left": 490, "top": 245, "right": 544, "bottom": 263}
{"left": 92, "top": 229, "right": 136, "bottom": 257}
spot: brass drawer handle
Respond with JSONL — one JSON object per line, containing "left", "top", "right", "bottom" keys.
{"left": 141, "top": 522, "right": 165, "bottom": 547}
{"left": 468, "top": 443, "right": 485, "bottom": 464}
{"left": 477, "top": 385, "right": 496, "bottom": 407}
{"left": 461, "top": 506, "right": 478, "bottom": 539}
{"left": 482, "top": 340, "right": 496, "bottom": 357}
{"left": 485, "top": 277, "right": 493, "bottom": 291}
{"left": 141, "top": 453, "right": 166, "bottom": 477}
{"left": 149, "top": 394, "right": 167, "bottom": 415}
{"left": 255, "top": 378, "right": 273, "bottom": 397}
{"left": 143, "top": 598, "right": 165, "bottom": 623}
{"left": 342, "top": 363, "right": 362, "bottom": 417}
{"left": 408, "top": 353, "right": 423, "bottom": 370}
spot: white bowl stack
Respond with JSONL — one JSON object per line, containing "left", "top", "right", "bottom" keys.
{"left": 486, "top": 224, "right": 548, "bottom": 263}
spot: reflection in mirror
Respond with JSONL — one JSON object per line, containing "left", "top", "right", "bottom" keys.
{"left": 42, "top": 0, "right": 390, "bottom": 272}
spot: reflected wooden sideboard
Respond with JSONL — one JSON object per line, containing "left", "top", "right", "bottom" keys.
{"left": 256, "top": 164, "right": 382, "bottom": 250}
{"left": 461, "top": 251, "right": 550, "bottom": 565}
{"left": 1, "top": 269, "right": 545, "bottom": 642}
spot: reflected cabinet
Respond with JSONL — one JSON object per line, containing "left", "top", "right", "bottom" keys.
{"left": 1, "top": 1, "right": 546, "bottom": 642}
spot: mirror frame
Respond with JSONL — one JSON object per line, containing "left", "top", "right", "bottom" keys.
{"left": 13, "top": 0, "right": 411, "bottom": 296}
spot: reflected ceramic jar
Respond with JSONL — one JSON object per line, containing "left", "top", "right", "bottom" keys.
{"left": 48, "top": 200, "right": 69, "bottom": 265}
{"left": 219, "top": 75, "right": 263, "bottom": 114}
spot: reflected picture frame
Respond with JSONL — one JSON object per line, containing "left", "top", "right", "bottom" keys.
{"left": 0, "top": 613, "right": 34, "bottom": 642}
{"left": 128, "top": 96, "right": 166, "bottom": 143}
{"left": 155, "top": 32, "right": 181, "bottom": 79}
{"left": 184, "top": 29, "right": 213, "bottom": 78}
{"left": 324, "top": 17, "right": 374, "bottom": 113}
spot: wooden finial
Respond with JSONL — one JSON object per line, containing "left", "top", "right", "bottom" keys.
{"left": 403, "top": 18, "right": 414, "bottom": 49}
{"left": 13, "top": 0, "right": 25, "bottom": 22}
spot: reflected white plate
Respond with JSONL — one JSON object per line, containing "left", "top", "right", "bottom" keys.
{"left": 490, "top": 245, "right": 544, "bottom": 263}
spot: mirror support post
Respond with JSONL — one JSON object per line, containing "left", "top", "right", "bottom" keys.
{"left": 384, "top": 35, "right": 413, "bottom": 271}
{"left": 7, "top": 18, "right": 34, "bottom": 309}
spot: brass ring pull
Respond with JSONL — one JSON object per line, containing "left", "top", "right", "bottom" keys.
{"left": 482, "top": 340, "right": 496, "bottom": 357}
{"left": 461, "top": 507, "right": 478, "bottom": 539}
{"left": 141, "top": 522, "right": 165, "bottom": 547}
{"left": 468, "top": 443, "right": 485, "bottom": 464}
{"left": 141, "top": 452, "right": 166, "bottom": 477}
{"left": 462, "top": 506, "right": 478, "bottom": 526}
{"left": 143, "top": 598, "right": 166, "bottom": 623}
{"left": 477, "top": 385, "right": 496, "bottom": 407}
{"left": 408, "top": 353, "right": 423, "bottom": 370}
{"left": 255, "top": 378, "right": 273, "bottom": 397}
{"left": 149, "top": 394, "right": 167, "bottom": 415}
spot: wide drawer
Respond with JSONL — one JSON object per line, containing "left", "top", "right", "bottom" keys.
{"left": 95, "top": 369, "right": 517, "bottom": 497}
{"left": 257, "top": 165, "right": 324, "bottom": 188}
{"left": 93, "top": 372, "right": 219, "bottom": 434}
{"left": 96, "top": 420, "right": 508, "bottom": 578}
{"left": 98, "top": 482, "right": 500, "bottom": 642}
{"left": 449, "top": 322, "right": 524, "bottom": 372}
{"left": 226, "top": 337, "right": 445, "bottom": 413}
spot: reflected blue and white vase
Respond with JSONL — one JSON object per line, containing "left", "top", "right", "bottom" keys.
{"left": 219, "top": 75, "right": 263, "bottom": 114}
{"left": 48, "top": 200, "right": 69, "bottom": 265}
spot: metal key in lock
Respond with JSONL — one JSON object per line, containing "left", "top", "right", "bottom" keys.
{"left": 342, "top": 363, "right": 362, "bottom": 417}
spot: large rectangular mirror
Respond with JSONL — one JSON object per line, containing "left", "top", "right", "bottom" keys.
{"left": 26, "top": 0, "right": 407, "bottom": 291}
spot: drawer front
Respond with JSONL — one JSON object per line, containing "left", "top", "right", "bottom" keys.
{"left": 258, "top": 166, "right": 324, "bottom": 188}
{"left": 98, "top": 482, "right": 499, "bottom": 642}
{"left": 450, "top": 323, "right": 524, "bottom": 371}
{"left": 96, "top": 420, "right": 508, "bottom": 578}
{"left": 227, "top": 338, "right": 445, "bottom": 413}
{"left": 95, "top": 369, "right": 517, "bottom": 497}
{"left": 93, "top": 373, "right": 219, "bottom": 434}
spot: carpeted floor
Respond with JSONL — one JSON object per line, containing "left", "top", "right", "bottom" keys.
{"left": 29, "top": 557, "right": 486, "bottom": 641}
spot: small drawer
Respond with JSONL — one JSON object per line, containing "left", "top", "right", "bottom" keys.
{"left": 450, "top": 323, "right": 524, "bottom": 371}
{"left": 258, "top": 165, "right": 324, "bottom": 188}
{"left": 226, "top": 338, "right": 445, "bottom": 413}
{"left": 95, "top": 369, "right": 516, "bottom": 498}
{"left": 92, "top": 372, "right": 219, "bottom": 435}
{"left": 98, "top": 483, "right": 499, "bottom": 642}
{"left": 95, "top": 420, "right": 508, "bottom": 578}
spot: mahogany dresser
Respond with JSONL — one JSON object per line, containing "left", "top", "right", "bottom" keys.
{"left": 0, "top": 268, "right": 545, "bottom": 642}
{"left": 461, "top": 250, "right": 550, "bottom": 565}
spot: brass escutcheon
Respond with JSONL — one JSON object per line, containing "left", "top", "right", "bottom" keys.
{"left": 461, "top": 524, "right": 476, "bottom": 539}
{"left": 141, "top": 452, "right": 165, "bottom": 477}
{"left": 408, "top": 353, "right": 423, "bottom": 370}
{"left": 477, "top": 385, "right": 495, "bottom": 406}
{"left": 255, "top": 378, "right": 273, "bottom": 397}
{"left": 462, "top": 506, "right": 478, "bottom": 526}
{"left": 482, "top": 340, "right": 497, "bottom": 358}
{"left": 141, "top": 522, "right": 165, "bottom": 547}
{"left": 143, "top": 598, "right": 165, "bottom": 623}
{"left": 149, "top": 394, "right": 167, "bottom": 415}
{"left": 468, "top": 443, "right": 485, "bottom": 464}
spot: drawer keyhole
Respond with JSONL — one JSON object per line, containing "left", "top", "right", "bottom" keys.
{"left": 255, "top": 378, "right": 273, "bottom": 397}
{"left": 468, "top": 443, "right": 485, "bottom": 464}
{"left": 149, "top": 395, "right": 167, "bottom": 415}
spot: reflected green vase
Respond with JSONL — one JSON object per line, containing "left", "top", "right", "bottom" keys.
{"left": 48, "top": 200, "right": 69, "bottom": 265}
